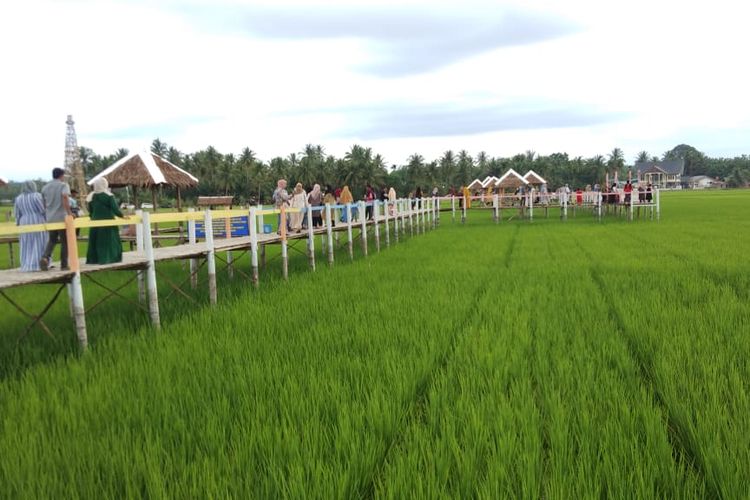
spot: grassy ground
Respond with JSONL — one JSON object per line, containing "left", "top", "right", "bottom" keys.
{"left": 0, "top": 190, "right": 748, "bottom": 497}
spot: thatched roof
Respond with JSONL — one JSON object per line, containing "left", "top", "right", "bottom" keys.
{"left": 197, "top": 196, "right": 234, "bottom": 206}
{"left": 523, "top": 170, "right": 547, "bottom": 185}
{"left": 88, "top": 151, "right": 198, "bottom": 189}
{"left": 467, "top": 178, "right": 484, "bottom": 190}
{"left": 0, "top": 176, "right": 7, "bottom": 186}
{"left": 494, "top": 169, "right": 529, "bottom": 189}
{"left": 481, "top": 176, "right": 499, "bottom": 188}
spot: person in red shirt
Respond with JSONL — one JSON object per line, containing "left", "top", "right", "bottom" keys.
{"left": 623, "top": 181, "right": 633, "bottom": 203}
{"left": 576, "top": 188, "right": 583, "bottom": 205}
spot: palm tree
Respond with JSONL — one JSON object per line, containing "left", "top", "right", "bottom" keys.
{"left": 635, "top": 151, "right": 649, "bottom": 163}
{"left": 151, "top": 138, "right": 168, "bottom": 157}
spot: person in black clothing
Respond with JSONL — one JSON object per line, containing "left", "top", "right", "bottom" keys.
{"left": 646, "top": 183, "right": 653, "bottom": 203}
{"left": 413, "top": 186, "right": 423, "bottom": 208}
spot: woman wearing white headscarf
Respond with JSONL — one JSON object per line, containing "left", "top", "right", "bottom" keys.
{"left": 289, "top": 182, "right": 307, "bottom": 233}
{"left": 14, "top": 181, "right": 48, "bottom": 271}
{"left": 86, "top": 178, "right": 126, "bottom": 264}
{"left": 307, "top": 183, "right": 323, "bottom": 228}
{"left": 388, "top": 187, "right": 397, "bottom": 216}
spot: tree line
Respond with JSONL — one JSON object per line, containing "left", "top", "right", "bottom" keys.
{"left": 3, "top": 141, "right": 748, "bottom": 204}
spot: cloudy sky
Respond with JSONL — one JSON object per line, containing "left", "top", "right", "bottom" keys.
{"left": 1, "top": 0, "right": 749, "bottom": 180}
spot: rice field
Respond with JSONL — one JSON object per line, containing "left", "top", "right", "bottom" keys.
{"left": 0, "top": 190, "right": 748, "bottom": 497}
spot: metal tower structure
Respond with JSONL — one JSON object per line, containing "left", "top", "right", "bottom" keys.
{"left": 64, "top": 114, "right": 87, "bottom": 207}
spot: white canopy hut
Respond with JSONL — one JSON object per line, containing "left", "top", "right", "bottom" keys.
{"left": 481, "top": 176, "right": 500, "bottom": 188}
{"left": 494, "top": 169, "right": 529, "bottom": 190}
{"left": 88, "top": 151, "right": 198, "bottom": 210}
{"left": 0, "top": 176, "right": 8, "bottom": 187}
{"left": 467, "top": 178, "right": 484, "bottom": 190}
{"left": 522, "top": 170, "right": 547, "bottom": 185}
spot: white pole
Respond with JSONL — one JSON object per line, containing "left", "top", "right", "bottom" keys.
{"left": 493, "top": 194, "right": 498, "bottom": 223}
{"left": 141, "top": 211, "right": 161, "bottom": 328}
{"left": 656, "top": 188, "right": 661, "bottom": 221}
{"left": 451, "top": 195, "right": 456, "bottom": 223}
{"left": 359, "top": 200, "right": 368, "bottom": 256}
{"left": 409, "top": 200, "right": 414, "bottom": 237}
{"left": 384, "top": 201, "right": 390, "bottom": 247}
{"left": 280, "top": 206, "right": 288, "bottom": 280}
{"left": 187, "top": 208, "right": 197, "bottom": 290}
{"left": 249, "top": 207, "right": 259, "bottom": 286}
{"left": 629, "top": 187, "right": 635, "bottom": 222}
{"left": 562, "top": 192, "right": 568, "bottom": 220}
{"left": 325, "top": 204, "right": 334, "bottom": 265}
{"left": 64, "top": 215, "right": 88, "bottom": 349}
{"left": 373, "top": 200, "right": 381, "bottom": 252}
{"left": 346, "top": 203, "right": 354, "bottom": 260}
{"left": 135, "top": 209, "right": 147, "bottom": 301}
{"left": 204, "top": 209, "right": 217, "bottom": 304}
{"left": 529, "top": 190, "right": 534, "bottom": 221}
{"left": 306, "top": 205, "right": 316, "bottom": 271}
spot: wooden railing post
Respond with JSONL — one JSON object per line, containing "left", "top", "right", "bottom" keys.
{"left": 141, "top": 211, "right": 161, "bottom": 329}
{"left": 346, "top": 203, "right": 354, "bottom": 261}
{"left": 325, "top": 204, "right": 334, "bottom": 265}
{"left": 280, "top": 205, "right": 288, "bottom": 280}
{"left": 136, "top": 209, "right": 147, "bottom": 301}
{"left": 306, "top": 205, "right": 316, "bottom": 271}
{"left": 373, "top": 200, "right": 381, "bottom": 252}
{"left": 65, "top": 215, "right": 88, "bottom": 349}
{"left": 359, "top": 200, "right": 368, "bottom": 257}
{"left": 384, "top": 200, "right": 390, "bottom": 248}
{"left": 249, "top": 207, "right": 259, "bottom": 287}
{"left": 187, "top": 208, "right": 197, "bottom": 290}
{"left": 204, "top": 209, "right": 218, "bottom": 303}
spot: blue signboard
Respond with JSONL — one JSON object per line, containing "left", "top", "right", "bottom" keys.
{"left": 195, "top": 217, "right": 249, "bottom": 238}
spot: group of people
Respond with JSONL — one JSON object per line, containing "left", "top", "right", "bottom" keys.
{"left": 271, "top": 180, "right": 401, "bottom": 233}
{"left": 13, "top": 168, "right": 127, "bottom": 272}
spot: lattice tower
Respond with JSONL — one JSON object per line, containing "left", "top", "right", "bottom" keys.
{"left": 64, "top": 114, "right": 87, "bottom": 207}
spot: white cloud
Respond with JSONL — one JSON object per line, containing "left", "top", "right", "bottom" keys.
{"left": 1, "top": 0, "right": 749, "bottom": 181}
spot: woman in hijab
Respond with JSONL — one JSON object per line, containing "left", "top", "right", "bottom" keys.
{"left": 289, "top": 182, "right": 307, "bottom": 233}
{"left": 338, "top": 185, "right": 354, "bottom": 222}
{"left": 323, "top": 185, "right": 336, "bottom": 227}
{"left": 14, "top": 181, "right": 48, "bottom": 271}
{"left": 388, "top": 187, "right": 397, "bottom": 216}
{"left": 307, "top": 183, "right": 323, "bottom": 228}
{"left": 86, "top": 178, "right": 126, "bottom": 264}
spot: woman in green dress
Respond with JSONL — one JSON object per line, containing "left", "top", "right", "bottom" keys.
{"left": 86, "top": 178, "right": 126, "bottom": 264}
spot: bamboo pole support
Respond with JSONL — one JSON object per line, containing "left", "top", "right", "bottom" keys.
{"left": 346, "top": 204, "right": 354, "bottom": 261}
{"left": 359, "top": 201, "right": 368, "bottom": 257}
{"left": 64, "top": 215, "right": 88, "bottom": 349}
{"left": 141, "top": 211, "right": 161, "bottom": 329}
{"left": 384, "top": 201, "right": 390, "bottom": 248}
{"left": 187, "top": 208, "right": 198, "bottom": 290}
{"left": 249, "top": 207, "right": 259, "bottom": 287}
{"left": 280, "top": 205, "right": 288, "bottom": 280}
{"left": 136, "top": 209, "right": 147, "bottom": 301}
{"left": 225, "top": 215, "right": 233, "bottom": 279}
{"left": 306, "top": 206, "right": 316, "bottom": 271}
{"left": 204, "top": 209, "right": 218, "bottom": 304}
{"left": 373, "top": 200, "right": 381, "bottom": 252}
{"left": 258, "top": 204, "right": 266, "bottom": 268}
{"left": 656, "top": 188, "right": 661, "bottom": 221}
{"left": 325, "top": 204, "right": 334, "bottom": 265}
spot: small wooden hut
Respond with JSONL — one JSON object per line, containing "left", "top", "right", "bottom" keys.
{"left": 0, "top": 176, "right": 7, "bottom": 187}
{"left": 522, "top": 170, "right": 547, "bottom": 186}
{"left": 467, "top": 178, "right": 484, "bottom": 191}
{"left": 494, "top": 169, "right": 529, "bottom": 190}
{"left": 88, "top": 151, "right": 198, "bottom": 210}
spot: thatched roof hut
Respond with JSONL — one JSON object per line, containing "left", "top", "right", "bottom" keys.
{"left": 0, "top": 176, "right": 7, "bottom": 187}
{"left": 88, "top": 151, "right": 198, "bottom": 210}
{"left": 522, "top": 170, "right": 547, "bottom": 185}
{"left": 467, "top": 178, "right": 484, "bottom": 190}
{"left": 494, "top": 169, "right": 529, "bottom": 190}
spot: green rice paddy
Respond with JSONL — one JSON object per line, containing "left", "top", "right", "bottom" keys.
{"left": 1, "top": 190, "right": 748, "bottom": 497}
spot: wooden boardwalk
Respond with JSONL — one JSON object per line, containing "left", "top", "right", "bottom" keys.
{"left": 0, "top": 199, "right": 439, "bottom": 349}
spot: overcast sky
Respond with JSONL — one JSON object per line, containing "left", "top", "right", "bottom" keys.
{"left": 1, "top": 0, "right": 749, "bottom": 180}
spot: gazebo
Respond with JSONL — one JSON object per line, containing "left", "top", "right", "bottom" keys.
{"left": 494, "top": 169, "right": 529, "bottom": 190}
{"left": 522, "top": 170, "right": 547, "bottom": 186}
{"left": 0, "top": 176, "right": 7, "bottom": 187}
{"left": 88, "top": 151, "right": 198, "bottom": 210}
{"left": 467, "top": 178, "right": 484, "bottom": 191}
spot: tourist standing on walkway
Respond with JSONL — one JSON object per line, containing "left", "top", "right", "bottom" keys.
{"left": 339, "top": 185, "right": 354, "bottom": 222}
{"left": 86, "top": 178, "right": 126, "bottom": 265}
{"left": 289, "top": 183, "right": 307, "bottom": 232}
{"left": 14, "top": 181, "right": 48, "bottom": 272}
{"left": 323, "top": 186, "right": 336, "bottom": 226}
{"left": 365, "top": 184, "right": 376, "bottom": 220}
{"left": 40, "top": 168, "right": 73, "bottom": 271}
{"left": 388, "top": 187, "right": 397, "bottom": 215}
{"left": 307, "top": 183, "right": 323, "bottom": 228}
{"left": 273, "top": 179, "right": 290, "bottom": 234}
